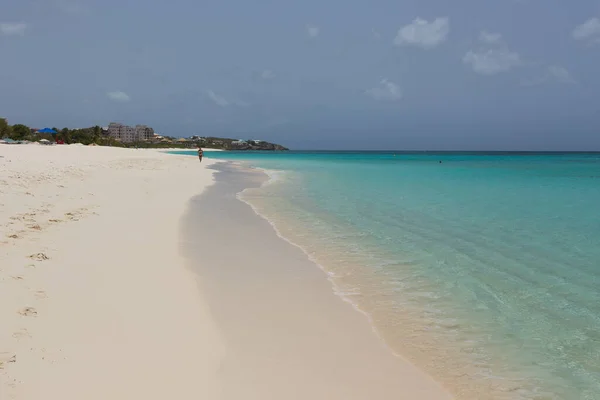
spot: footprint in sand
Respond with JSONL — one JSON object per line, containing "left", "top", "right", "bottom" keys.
{"left": 28, "top": 224, "right": 42, "bottom": 231}
{"left": 11, "top": 276, "right": 24, "bottom": 280}
{"left": 64, "top": 212, "right": 79, "bottom": 221}
{"left": 12, "top": 328, "right": 31, "bottom": 340}
{"left": 28, "top": 253, "right": 49, "bottom": 261}
{"left": 18, "top": 307, "right": 38, "bottom": 317}
{"left": 8, "top": 234, "right": 19, "bottom": 239}
{"left": 34, "top": 290, "right": 47, "bottom": 300}
{"left": 48, "top": 219, "right": 62, "bottom": 223}
{"left": 0, "top": 352, "right": 17, "bottom": 369}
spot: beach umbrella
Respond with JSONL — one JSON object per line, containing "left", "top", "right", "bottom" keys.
{"left": 37, "top": 128, "right": 57, "bottom": 134}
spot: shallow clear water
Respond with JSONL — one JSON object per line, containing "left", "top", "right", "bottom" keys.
{"left": 176, "top": 151, "right": 600, "bottom": 399}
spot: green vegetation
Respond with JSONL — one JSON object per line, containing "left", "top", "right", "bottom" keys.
{"left": 9, "top": 124, "right": 30, "bottom": 140}
{"left": 0, "top": 120, "right": 122, "bottom": 146}
{"left": 0, "top": 118, "right": 11, "bottom": 138}
{"left": 0, "top": 119, "right": 288, "bottom": 150}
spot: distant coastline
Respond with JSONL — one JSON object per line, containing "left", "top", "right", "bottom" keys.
{"left": 0, "top": 118, "right": 288, "bottom": 151}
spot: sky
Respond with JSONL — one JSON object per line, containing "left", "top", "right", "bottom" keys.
{"left": 1, "top": 0, "right": 600, "bottom": 150}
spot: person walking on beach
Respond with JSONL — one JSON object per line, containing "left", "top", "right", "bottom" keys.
{"left": 198, "top": 147, "right": 204, "bottom": 162}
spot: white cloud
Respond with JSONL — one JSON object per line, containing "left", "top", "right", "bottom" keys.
{"left": 207, "top": 90, "right": 229, "bottom": 107}
{"left": 365, "top": 79, "right": 402, "bottom": 101}
{"left": 463, "top": 31, "right": 521, "bottom": 75}
{"left": 0, "top": 23, "right": 27, "bottom": 36}
{"left": 394, "top": 17, "right": 449, "bottom": 49}
{"left": 261, "top": 70, "right": 275, "bottom": 79}
{"left": 463, "top": 49, "right": 521, "bottom": 75}
{"left": 479, "top": 31, "right": 502, "bottom": 44}
{"left": 107, "top": 91, "right": 131, "bottom": 102}
{"left": 572, "top": 17, "right": 600, "bottom": 42}
{"left": 522, "top": 65, "right": 576, "bottom": 86}
{"left": 307, "top": 24, "right": 319, "bottom": 38}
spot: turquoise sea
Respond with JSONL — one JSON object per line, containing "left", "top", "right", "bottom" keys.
{"left": 177, "top": 151, "right": 600, "bottom": 399}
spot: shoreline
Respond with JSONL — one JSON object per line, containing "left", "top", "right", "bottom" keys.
{"left": 236, "top": 165, "right": 400, "bottom": 350}
{"left": 236, "top": 163, "right": 474, "bottom": 398}
{"left": 220, "top": 160, "right": 510, "bottom": 399}
{"left": 213, "top": 155, "right": 579, "bottom": 400}
{"left": 225, "top": 160, "right": 502, "bottom": 400}
{"left": 182, "top": 161, "right": 452, "bottom": 399}
{"left": 236, "top": 165, "right": 389, "bottom": 341}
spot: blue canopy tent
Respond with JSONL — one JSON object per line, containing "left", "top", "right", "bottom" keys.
{"left": 37, "top": 128, "right": 57, "bottom": 134}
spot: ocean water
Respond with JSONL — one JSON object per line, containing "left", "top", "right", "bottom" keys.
{"left": 177, "top": 151, "right": 600, "bottom": 399}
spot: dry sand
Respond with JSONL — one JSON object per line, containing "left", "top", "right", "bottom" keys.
{"left": 0, "top": 144, "right": 452, "bottom": 399}
{"left": 1, "top": 145, "right": 224, "bottom": 399}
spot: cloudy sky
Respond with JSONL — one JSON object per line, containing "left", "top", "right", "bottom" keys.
{"left": 1, "top": 0, "right": 599, "bottom": 150}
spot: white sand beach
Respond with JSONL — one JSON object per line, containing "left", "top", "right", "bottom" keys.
{"left": 0, "top": 145, "right": 452, "bottom": 399}
{"left": 0, "top": 145, "right": 224, "bottom": 399}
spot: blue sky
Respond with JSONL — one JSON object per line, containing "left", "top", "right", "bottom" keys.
{"left": 1, "top": 0, "right": 599, "bottom": 150}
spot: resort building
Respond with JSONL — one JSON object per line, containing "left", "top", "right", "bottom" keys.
{"left": 135, "top": 125, "right": 154, "bottom": 141}
{"left": 108, "top": 122, "right": 154, "bottom": 143}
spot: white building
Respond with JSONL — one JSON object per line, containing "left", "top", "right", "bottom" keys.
{"left": 108, "top": 122, "right": 125, "bottom": 141}
{"left": 135, "top": 125, "right": 154, "bottom": 141}
{"left": 108, "top": 122, "right": 154, "bottom": 143}
{"left": 123, "top": 126, "right": 135, "bottom": 142}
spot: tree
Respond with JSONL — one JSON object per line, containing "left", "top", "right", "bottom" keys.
{"left": 92, "top": 125, "right": 101, "bottom": 143}
{"left": 0, "top": 118, "right": 11, "bottom": 138}
{"left": 70, "top": 128, "right": 94, "bottom": 145}
{"left": 10, "top": 124, "right": 30, "bottom": 140}
{"left": 56, "top": 127, "right": 71, "bottom": 143}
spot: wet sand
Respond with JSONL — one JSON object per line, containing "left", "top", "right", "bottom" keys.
{"left": 181, "top": 162, "right": 452, "bottom": 400}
